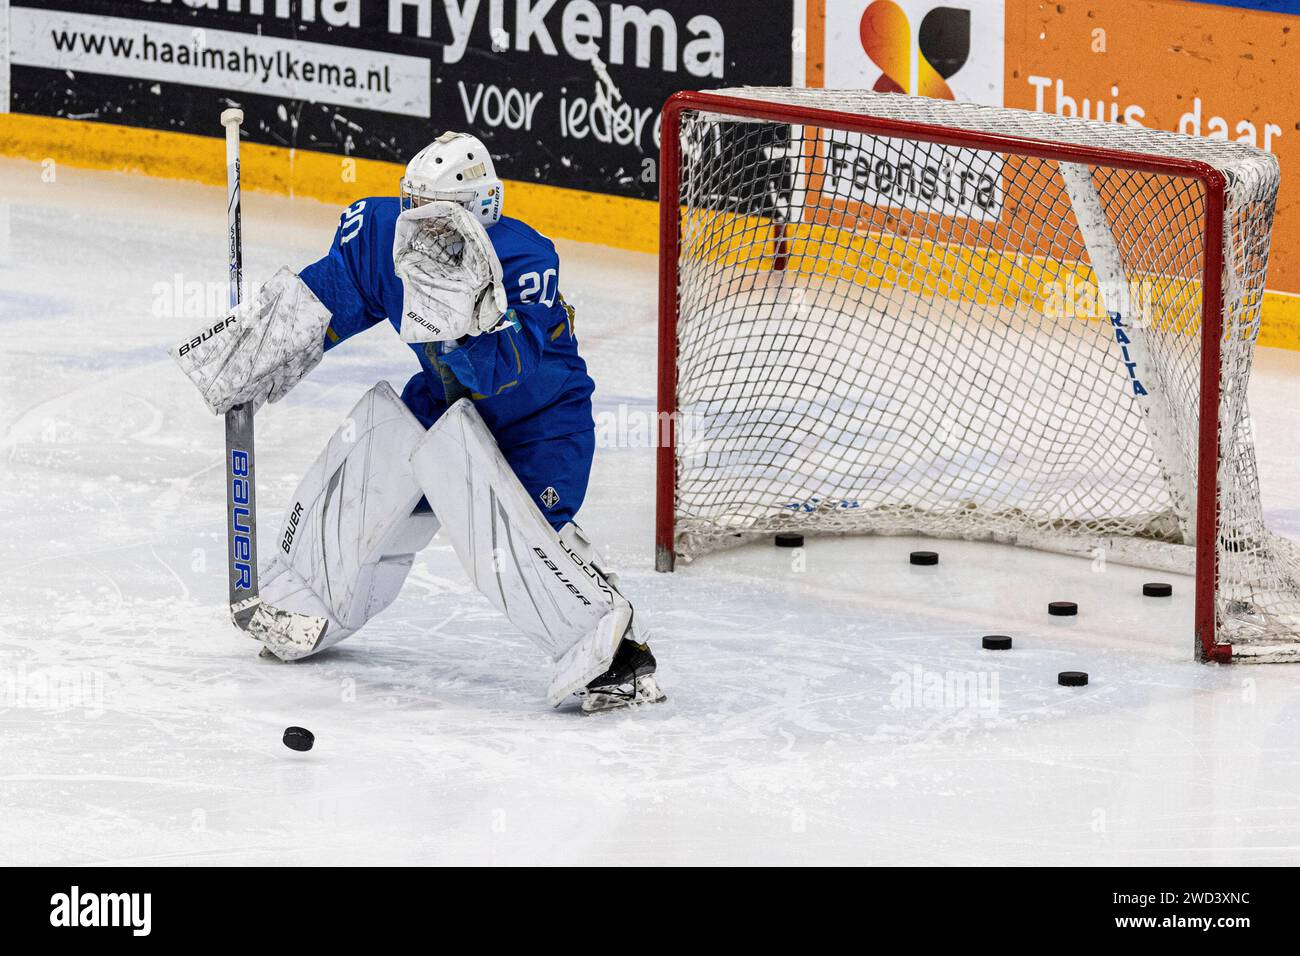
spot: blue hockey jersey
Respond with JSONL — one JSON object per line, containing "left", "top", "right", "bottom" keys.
{"left": 300, "top": 197, "right": 595, "bottom": 449}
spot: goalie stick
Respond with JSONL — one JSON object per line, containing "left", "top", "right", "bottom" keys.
{"left": 218, "top": 108, "right": 328, "bottom": 655}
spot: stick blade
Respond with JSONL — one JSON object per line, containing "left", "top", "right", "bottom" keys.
{"left": 231, "top": 597, "right": 328, "bottom": 660}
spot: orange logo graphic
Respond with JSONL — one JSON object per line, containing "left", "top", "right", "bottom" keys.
{"left": 860, "top": 1, "right": 970, "bottom": 99}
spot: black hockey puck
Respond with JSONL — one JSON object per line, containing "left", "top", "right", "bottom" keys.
{"left": 982, "top": 635, "right": 1013, "bottom": 650}
{"left": 1048, "top": 601, "right": 1078, "bottom": 617}
{"left": 1058, "top": 671, "right": 1089, "bottom": 687}
{"left": 774, "top": 532, "right": 804, "bottom": 548}
{"left": 909, "top": 550, "right": 939, "bottom": 566}
{"left": 1143, "top": 582, "right": 1173, "bottom": 597}
{"left": 282, "top": 726, "right": 315, "bottom": 752}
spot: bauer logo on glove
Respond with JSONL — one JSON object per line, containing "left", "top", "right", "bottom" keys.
{"left": 170, "top": 267, "right": 332, "bottom": 416}
{"left": 176, "top": 314, "right": 236, "bottom": 357}
{"left": 404, "top": 309, "right": 445, "bottom": 340}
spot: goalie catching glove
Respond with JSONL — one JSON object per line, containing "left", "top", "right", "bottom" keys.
{"left": 393, "top": 200, "right": 509, "bottom": 343}
{"left": 171, "top": 267, "right": 331, "bottom": 416}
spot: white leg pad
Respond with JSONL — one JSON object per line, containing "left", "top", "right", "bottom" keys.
{"left": 259, "top": 382, "right": 437, "bottom": 659}
{"left": 410, "top": 399, "right": 626, "bottom": 704}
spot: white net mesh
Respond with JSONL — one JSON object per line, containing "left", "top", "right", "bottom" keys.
{"left": 665, "top": 87, "right": 1300, "bottom": 662}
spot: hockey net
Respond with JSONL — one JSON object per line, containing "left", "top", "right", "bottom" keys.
{"left": 655, "top": 87, "right": 1300, "bottom": 663}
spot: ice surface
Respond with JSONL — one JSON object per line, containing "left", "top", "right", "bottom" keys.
{"left": 2, "top": 159, "right": 1300, "bottom": 865}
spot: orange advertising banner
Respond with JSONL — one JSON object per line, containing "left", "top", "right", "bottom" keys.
{"left": 807, "top": 0, "right": 1300, "bottom": 347}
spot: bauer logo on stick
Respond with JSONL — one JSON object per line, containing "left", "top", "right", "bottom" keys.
{"left": 230, "top": 448, "right": 253, "bottom": 590}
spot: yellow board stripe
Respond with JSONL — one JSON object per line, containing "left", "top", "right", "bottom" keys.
{"left": 0, "top": 112, "right": 660, "bottom": 253}
{"left": 1264, "top": 293, "right": 1300, "bottom": 351}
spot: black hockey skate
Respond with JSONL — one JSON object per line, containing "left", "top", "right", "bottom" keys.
{"left": 579, "top": 638, "right": 666, "bottom": 714}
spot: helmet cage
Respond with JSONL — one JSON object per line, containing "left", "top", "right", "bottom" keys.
{"left": 400, "top": 178, "right": 480, "bottom": 211}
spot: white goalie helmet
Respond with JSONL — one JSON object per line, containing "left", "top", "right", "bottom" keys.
{"left": 400, "top": 131, "right": 503, "bottom": 227}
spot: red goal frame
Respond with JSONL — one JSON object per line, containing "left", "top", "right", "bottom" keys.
{"left": 654, "top": 90, "right": 1231, "bottom": 663}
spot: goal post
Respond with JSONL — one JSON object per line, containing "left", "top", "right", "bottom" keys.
{"left": 655, "top": 88, "right": 1300, "bottom": 664}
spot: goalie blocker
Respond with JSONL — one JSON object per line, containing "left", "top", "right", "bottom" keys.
{"left": 258, "top": 383, "right": 659, "bottom": 708}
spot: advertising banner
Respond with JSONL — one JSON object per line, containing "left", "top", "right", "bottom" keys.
{"left": 6, "top": 0, "right": 796, "bottom": 201}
